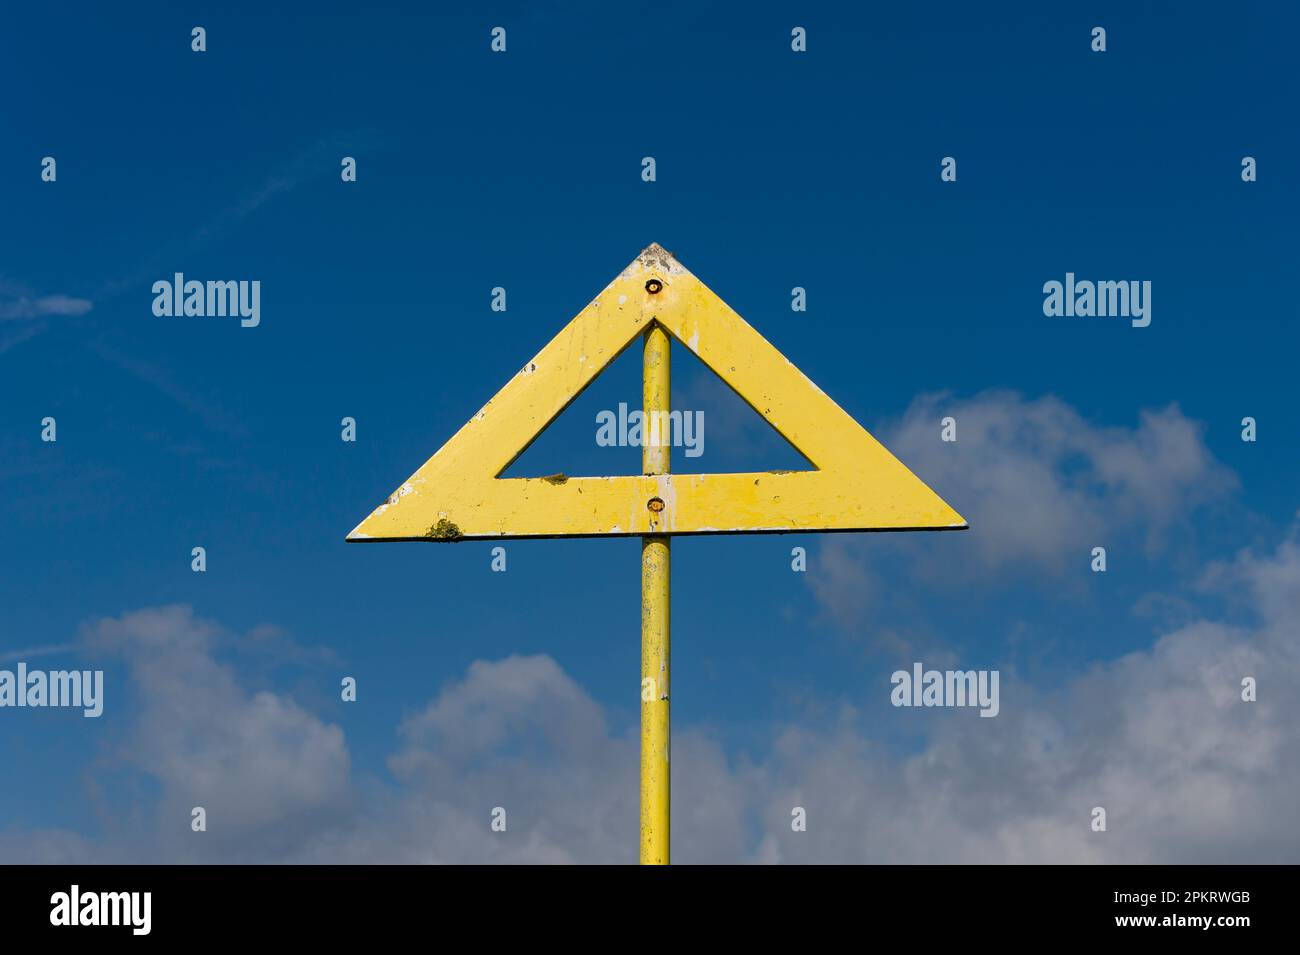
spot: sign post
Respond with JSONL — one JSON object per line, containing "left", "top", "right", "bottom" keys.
{"left": 347, "top": 243, "right": 966, "bottom": 864}
{"left": 640, "top": 319, "right": 672, "bottom": 865}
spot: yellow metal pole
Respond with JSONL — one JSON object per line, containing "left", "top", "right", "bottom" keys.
{"left": 640, "top": 320, "right": 671, "bottom": 865}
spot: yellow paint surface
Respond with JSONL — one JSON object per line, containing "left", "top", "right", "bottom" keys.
{"left": 640, "top": 323, "right": 671, "bottom": 865}
{"left": 347, "top": 243, "right": 966, "bottom": 541}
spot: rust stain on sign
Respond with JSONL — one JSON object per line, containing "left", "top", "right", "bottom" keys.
{"left": 347, "top": 243, "right": 966, "bottom": 541}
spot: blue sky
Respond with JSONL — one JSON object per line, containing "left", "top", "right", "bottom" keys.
{"left": 1, "top": 1, "right": 1297, "bottom": 862}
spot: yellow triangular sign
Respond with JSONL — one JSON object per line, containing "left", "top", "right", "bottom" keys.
{"left": 348, "top": 244, "right": 966, "bottom": 541}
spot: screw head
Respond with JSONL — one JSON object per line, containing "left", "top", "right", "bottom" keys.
{"left": 647, "top": 496, "right": 665, "bottom": 512}
{"left": 645, "top": 278, "right": 663, "bottom": 294}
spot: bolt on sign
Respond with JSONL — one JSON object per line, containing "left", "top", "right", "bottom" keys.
{"left": 348, "top": 243, "right": 966, "bottom": 863}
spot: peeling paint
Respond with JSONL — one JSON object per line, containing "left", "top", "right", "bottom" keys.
{"left": 386, "top": 482, "right": 415, "bottom": 507}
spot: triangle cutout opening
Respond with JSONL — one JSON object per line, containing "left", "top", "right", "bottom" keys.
{"left": 501, "top": 326, "right": 814, "bottom": 478}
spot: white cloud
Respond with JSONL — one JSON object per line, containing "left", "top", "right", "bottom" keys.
{"left": 0, "top": 292, "right": 93, "bottom": 321}
{"left": 83, "top": 606, "right": 353, "bottom": 862}
{"left": 888, "top": 390, "right": 1235, "bottom": 571}
{"left": 808, "top": 391, "right": 1236, "bottom": 630}
{"left": 0, "top": 643, "right": 74, "bottom": 663}
{"left": 320, "top": 654, "right": 754, "bottom": 863}
{"left": 2, "top": 526, "right": 1296, "bottom": 864}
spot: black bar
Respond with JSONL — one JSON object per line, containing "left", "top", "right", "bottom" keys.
{"left": 0, "top": 864, "right": 1289, "bottom": 941}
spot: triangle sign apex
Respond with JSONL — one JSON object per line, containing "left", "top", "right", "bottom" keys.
{"left": 625, "top": 242, "right": 691, "bottom": 279}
